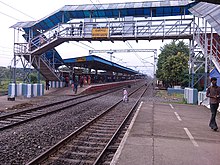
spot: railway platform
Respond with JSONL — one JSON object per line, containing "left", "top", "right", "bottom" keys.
{"left": 111, "top": 102, "right": 220, "bottom": 165}
{"left": 0, "top": 84, "right": 89, "bottom": 112}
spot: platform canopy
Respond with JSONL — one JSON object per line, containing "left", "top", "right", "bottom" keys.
{"left": 189, "top": 2, "right": 220, "bottom": 35}
{"left": 64, "top": 55, "right": 138, "bottom": 75}
{"left": 11, "top": 0, "right": 197, "bottom": 36}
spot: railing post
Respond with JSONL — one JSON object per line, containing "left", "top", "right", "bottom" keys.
{"left": 204, "top": 20, "right": 208, "bottom": 91}
{"left": 108, "top": 21, "right": 110, "bottom": 38}
{"left": 210, "top": 27, "right": 213, "bottom": 71}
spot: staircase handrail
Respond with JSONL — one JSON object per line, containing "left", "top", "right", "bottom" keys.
{"left": 194, "top": 25, "right": 220, "bottom": 71}
{"left": 40, "top": 54, "right": 62, "bottom": 80}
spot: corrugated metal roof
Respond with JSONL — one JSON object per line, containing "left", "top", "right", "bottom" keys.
{"left": 10, "top": 21, "right": 36, "bottom": 29}
{"left": 189, "top": 2, "right": 220, "bottom": 35}
{"left": 64, "top": 55, "right": 138, "bottom": 74}
{"left": 11, "top": 0, "right": 197, "bottom": 32}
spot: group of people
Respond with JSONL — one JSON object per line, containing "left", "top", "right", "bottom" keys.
{"left": 71, "top": 75, "right": 91, "bottom": 94}
{"left": 70, "top": 21, "right": 83, "bottom": 36}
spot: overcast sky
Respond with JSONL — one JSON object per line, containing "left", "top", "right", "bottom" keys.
{"left": 0, "top": 0, "right": 174, "bottom": 76}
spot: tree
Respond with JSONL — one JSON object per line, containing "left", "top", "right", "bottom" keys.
{"left": 29, "top": 73, "right": 38, "bottom": 83}
{"left": 156, "top": 40, "right": 189, "bottom": 87}
{"left": 161, "top": 52, "right": 189, "bottom": 87}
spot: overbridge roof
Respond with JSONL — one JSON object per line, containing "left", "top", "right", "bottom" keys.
{"left": 63, "top": 55, "right": 138, "bottom": 75}
{"left": 11, "top": 0, "right": 197, "bottom": 35}
{"left": 189, "top": 2, "right": 220, "bottom": 35}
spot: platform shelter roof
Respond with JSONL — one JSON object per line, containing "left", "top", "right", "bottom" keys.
{"left": 63, "top": 55, "right": 138, "bottom": 74}
{"left": 11, "top": 0, "right": 197, "bottom": 35}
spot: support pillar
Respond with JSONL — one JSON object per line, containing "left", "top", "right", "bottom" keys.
{"left": 190, "top": 16, "right": 196, "bottom": 88}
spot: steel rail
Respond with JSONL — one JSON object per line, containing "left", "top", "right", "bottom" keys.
{"left": 93, "top": 83, "right": 150, "bottom": 164}
{"left": 26, "top": 84, "right": 146, "bottom": 165}
{"left": 0, "top": 87, "right": 124, "bottom": 131}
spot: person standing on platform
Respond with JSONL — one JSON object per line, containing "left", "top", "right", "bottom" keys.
{"left": 206, "top": 77, "right": 220, "bottom": 131}
{"left": 88, "top": 75, "right": 91, "bottom": 85}
{"left": 46, "top": 80, "right": 50, "bottom": 90}
{"left": 79, "top": 21, "right": 83, "bottom": 36}
{"left": 80, "top": 76, "right": 84, "bottom": 87}
{"left": 74, "top": 80, "right": 78, "bottom": 94}
{"left": 71, "top": 82, "right": 75, "bottom": 93}
{"left": 71, "top": 24, "right": 74, "bottom": 36}
{"left": 65, "top": 76, "right": 69, "bottom": 87}
{"left": 123, "top": 88, "right": 128, "bottom": 102}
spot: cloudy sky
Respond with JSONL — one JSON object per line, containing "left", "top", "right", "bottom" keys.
{"left": 0, "top": 0, "right": 174, "bottom": 76}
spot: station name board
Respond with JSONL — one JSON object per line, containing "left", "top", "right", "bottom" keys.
{"left": 76, "top": 57, "right": 86, "bottom": 62}
{"left": 92, "top": 28, "right": 108, "bottom": 38}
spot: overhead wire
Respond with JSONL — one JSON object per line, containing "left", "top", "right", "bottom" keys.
{"left": 0, "top": 1, "right": 96, "bottom": 59}
{"left": 125, "top": 41, "right": 146, "bottom": 64}
{"left": 0, "top": 1, "right": 34, "bottom": 64}
{"left": 0, "top": 45, "right": 13, "bottom": 50}
{"left": 0, "top": 11, "right": 20, "bottom": 21}
{"left": 0, "top": 0, "right": 35, "bottom": 20}
{"left": 78, "top": 42, "right": 95, "bottom": 50}
{"left": 92, "top": 0, "right": 152, "bottom": 73}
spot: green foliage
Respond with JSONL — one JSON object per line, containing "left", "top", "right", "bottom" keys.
{"left": 156, "top": 40, "right": 189, "bottom": 87}
{"left": 29, "top": 73, "right": 38, "bottom": 83}
{"left": 0, "top": 66, "right": 43, "bottom": 83}
{"left": 0, "top": 80, "right": 10, "bottom": 92}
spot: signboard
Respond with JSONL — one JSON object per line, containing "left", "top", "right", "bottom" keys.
{"left": 92, "top": 28, "right": 108, "bottom": 38}
{"left": 76, "top": 57, "right": 86, "bottom": 62}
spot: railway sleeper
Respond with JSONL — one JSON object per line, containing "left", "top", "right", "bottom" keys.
{"left": 82, "top": 131, "right": 113, "bottom": 137}
{"left": 0, "top": 120, "right": 12, "bottom": 124}
{"left": 12, "top": 116, "right": 27, "bottom": 120}
{"left": 48, "top": 157, "right": 94, "bottom": 165}
{"left": 63, "top": 151, "right": 98, "bottom": 159}
{"left": 89, "top": 126, "right": 116, "bottom": 131}
{"left": 86, "top": 128, "right": 116, "bottom": 133}
{"left": 6, "top": 118, "right": 24, "bottom": 122}
{"left": 93, "top": 123, "right": 119, "bottom": 127}
{"left": 77, "top": 135, "right": 110, "bottom": 141}
{"left": 72, "top": 140, "right": 106, "bottom": 146}
{"left": 67, "top": 142, "right": 106, "bottom": 148}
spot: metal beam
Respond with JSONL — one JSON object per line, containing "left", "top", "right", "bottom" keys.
{"left": 89, "top": 49, "right": 157, "bottom": 54}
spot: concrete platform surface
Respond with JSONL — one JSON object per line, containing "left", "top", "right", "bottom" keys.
{"left": 111, "top": 102, "right": 220, "bottom": 165}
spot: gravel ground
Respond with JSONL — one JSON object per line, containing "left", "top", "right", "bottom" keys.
{"left": 0, "top": 84, "right": 183, "bottom": 165}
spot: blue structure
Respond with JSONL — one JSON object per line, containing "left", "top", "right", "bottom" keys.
{"left": 12, "top": 1, "right": 197, "bottom": 35}
{"left": 209, "top": 68, "right": 220, "bottom": 86}
{"left": 64, "top": 55, "right": 138, "bottom": 75}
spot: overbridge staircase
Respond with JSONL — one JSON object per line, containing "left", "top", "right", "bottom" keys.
{"left": 14, "top": 43, "right": 62, "bottom": 81}
{"left": 194, "top": 26, "right": 220, "bottom": 72}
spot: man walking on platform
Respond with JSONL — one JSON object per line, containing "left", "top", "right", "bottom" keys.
{"left": 206, "top": 77, "right": 219, "bottom": 131}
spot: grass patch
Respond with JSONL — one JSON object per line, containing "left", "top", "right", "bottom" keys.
{"left": 155, "top": 90, "right": 186, "bottom": 104}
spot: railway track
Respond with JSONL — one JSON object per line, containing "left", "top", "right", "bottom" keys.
{"left": 26, "top": 84, "right": 149, "bottom": 165}
{"left": 0, "top": 87, "right": 124, "bottom": 131}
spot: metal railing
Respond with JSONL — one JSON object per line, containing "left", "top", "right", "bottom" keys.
{"left": 14, "top": 43, "right": 28, "bottom": 55}
{"left": 40, "top": 54, "right": 62, "bottom": 80}
{"left": 194, "top": 26, "right": 220, "bottom": 71}
{"left": 27, "top": 18, "right": 194, "bottom": 52}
